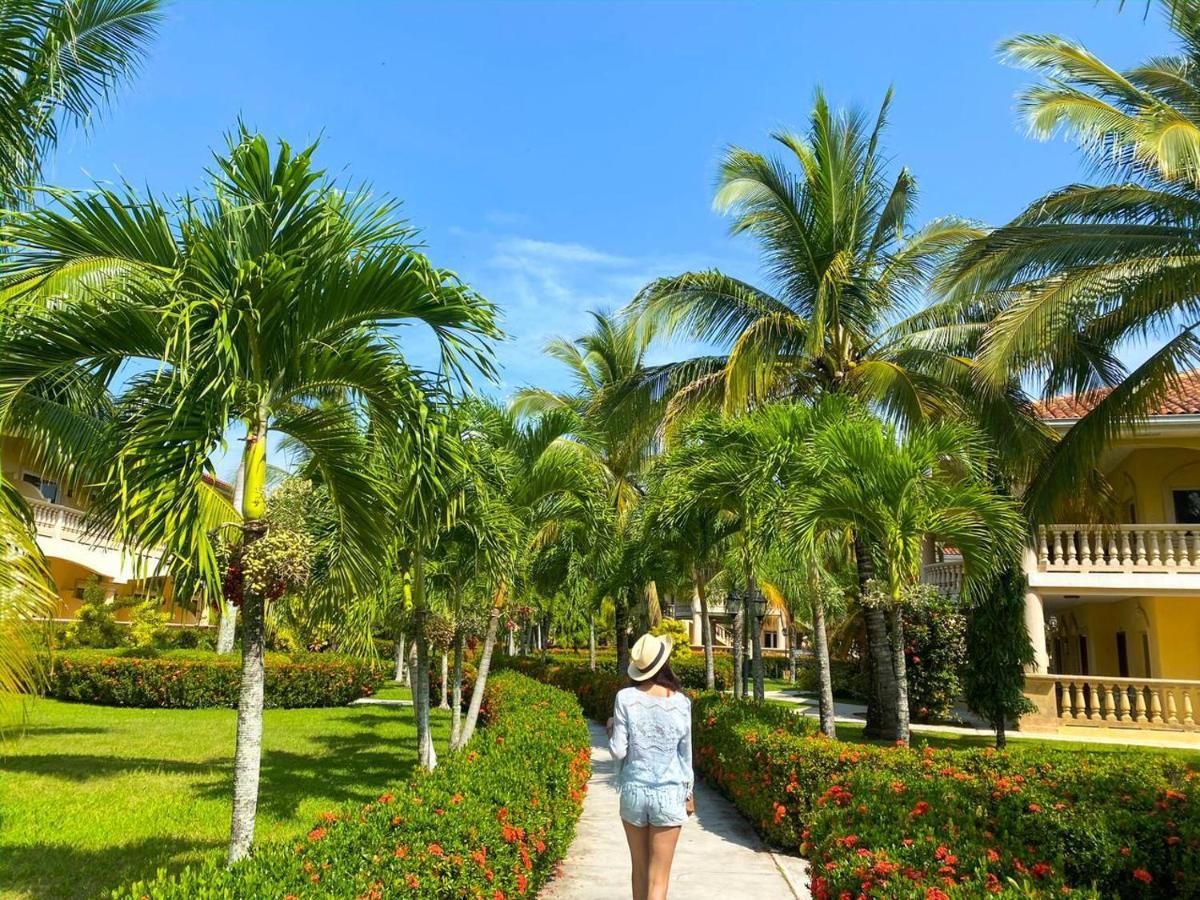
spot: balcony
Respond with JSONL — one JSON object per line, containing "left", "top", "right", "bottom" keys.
{"left": 1031, "top": 524, "right": 1200, "bottom": 595}
{"left": 28, "top": 498, "right": 159, "bottom": 582}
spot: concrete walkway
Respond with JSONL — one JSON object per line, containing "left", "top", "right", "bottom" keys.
{"left": 542, "top": 723, "right": 808, "bottom": 900}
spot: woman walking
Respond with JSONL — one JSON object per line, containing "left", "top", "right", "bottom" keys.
{"left": 607, "top": 633, "right": 694, "bottom": 900}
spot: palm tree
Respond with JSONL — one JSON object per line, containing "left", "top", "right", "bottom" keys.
{"left": 0, "top": 0, "right": 161, "bottom": 208}
{"left": 513, "top": 311, "right": 677, "bottom": 673}
{"left": 451, "top": 401, "right": 598, "bottom": 751}
{"left": 780, "top": 412, "right": 1022, "bottom": 744}
{"left": 0, "top": 0, "right": 160, "bottom": 719}
{"left": 935, "top": 0, "right": 1200, "bottom": 518}
{"left": 0, "top": 130, "right": 496, "bottom": 860}
{"left": 0, "top": 476, "right": 57, "bottom": 726}
{"left": 631, "top": 88, "right": 1043, "bottom": 732}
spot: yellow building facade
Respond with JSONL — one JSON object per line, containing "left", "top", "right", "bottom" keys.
{"left": 2, "top": 436, "right": 210, "bottom": 626}
{"left": 927, "top": 374, "right": 1200, "bottom": 740}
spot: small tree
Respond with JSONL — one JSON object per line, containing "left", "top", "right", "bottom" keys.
{"left": 65, "top": 577, "right": 124, "bottom": 648}
{"left": 902, "top": 584, "right": 966, "bottom": 724}
{"left": 963, "top": 568, "right": 1036, "bottom": 748}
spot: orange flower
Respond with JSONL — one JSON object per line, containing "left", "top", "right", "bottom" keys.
{"left": 428, "top": 843, "right": 445, "bottom": 857}
{"left": 1133, "top": 869, "right": 1153, "bottom": 884}
{"left": 307, "top": 827, "right": 327, "bottom": 842}
{"left": 406, "top": 874, "right": 420, "bottom": 889}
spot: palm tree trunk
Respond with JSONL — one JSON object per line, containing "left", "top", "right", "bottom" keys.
{"left": 695, "top": 571, "right": 714, "bottom": 691}
{"left": 412, "top": 553, "right": 435, "bottom": 770}
{"left": 456, "top": 585, "right": 504, "bottom": 751}
{"left": 855, "top": 534, "right": 898, "bottom": 738}
{"left": 747, "top": 571, "right": 764, "bottom": 703}
{"left": 227, "top": 585, "right": 265, "bottom": 862}
{"left": 812, "top": 589, "right": 837, "bottom": 739}
{"left": 615, "top": 591, "right": 631, "bottom": 678}
{"left": 888, "top": 605, "right": 911, "bottom": 746}
{"left": 450, "top": 628, "right": 464, "bottom": 747}
{"left": 588, "top": 614, "right": 596, "bottom": 671}
{"left": 393, "top": 629, "right": 405, "bottom": 683}
{"left": 228, "top": 423, "right": 268, "bottom": 863}
{"left": 405, "top": 642, "right": 416, "bottom": 687}
{"left": 787, "top": 624, "right": 797, "bottom": 684}
{"left": 732, "top": 600, "right": 745, "bottom": 699}
{"left": 215, "top": 599, "right": 238, "bottom": 654}
{"left": 438, "top": 652, "right": 450, "bottom": 710}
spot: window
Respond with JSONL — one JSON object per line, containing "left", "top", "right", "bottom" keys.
{"left": 763, "top": 631, "right": 779, "bottom": 649}
{"left": 1173, "top": 489, "right": 1200, "bottom": 524}
{"left": 22, "top": 471, "right": 58, "bottom": 504}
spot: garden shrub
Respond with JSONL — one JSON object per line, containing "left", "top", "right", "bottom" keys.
{"left": 116, "top": 671, "right": 591, "bottom": 899}
{"left": 902, "top": 590, "right": 966, "bottom": 723}
{"left": 46, "top": 649, "right": 381, "bottom": 708}
{"left": 691, "top": 693, "right": 1200, "bottom": 899}
{"left": 64, "top": 576, "right": 126, "bottom": 648}
{"left": 538, "top": 648, "right": 733, "bottom": 691}
{"left": 793, "top": 656, "right": 869, "bottom": 701}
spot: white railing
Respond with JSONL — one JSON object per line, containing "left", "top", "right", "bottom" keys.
{"left": 28, "top": 498, "right": 120, "bottom": 549}
{"left": 1038, "top": 524, "right": 1200, "bottom": 572}
{"left": 1044, "top": 674, "right": 1200, "bottom": 731}
{"left": 923, "top": 560, "right": 964, "bottom": 595}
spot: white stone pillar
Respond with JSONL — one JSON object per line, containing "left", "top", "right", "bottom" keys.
{"left": 1024, "top": 590, "right": 1050, "bottom": 674}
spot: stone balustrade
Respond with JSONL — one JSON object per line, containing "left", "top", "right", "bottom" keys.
{"left": 922, "top": 560, "right": 964, "bottom": 595}
{"left": 1027, "top": 673, "right": 1200, "bottom": 732}
{"left": 1037, "top": 523, "right": 1200, "bottom": 572}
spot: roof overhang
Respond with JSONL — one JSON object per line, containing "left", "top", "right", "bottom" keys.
{"left": 1042, "top": 414, "right": 1200, "bottom": 438}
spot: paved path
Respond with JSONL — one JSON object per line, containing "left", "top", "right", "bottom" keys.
{"left": 542, "top": 723, "right": 808, "bottom": 900}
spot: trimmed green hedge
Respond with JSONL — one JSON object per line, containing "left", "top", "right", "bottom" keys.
{"left": 116, "top": 671, "right": 591, "bottom": 899}
{"left": 533, "top": 648, "right": 733, "bottom": 692}
{"left": 46, "top": 649, "right": 381, "bottom": 709}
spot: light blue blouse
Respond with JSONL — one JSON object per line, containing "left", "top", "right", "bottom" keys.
{"left": 609, "top": 686, "right": 694, "bottom": 792}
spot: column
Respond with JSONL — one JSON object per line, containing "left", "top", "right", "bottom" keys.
{"left": 1024, "top": 589, "right": 1050, "bottom": 674}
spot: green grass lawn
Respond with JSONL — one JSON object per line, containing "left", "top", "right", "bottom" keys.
{"left": 0, "top": 698, "right": 450, "bottom": 900}
{"left": 371, "top": 681, "right": 413, "bottom": 702}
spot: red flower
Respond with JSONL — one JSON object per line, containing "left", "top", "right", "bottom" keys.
{"left": 1133, "top": 869, "right": 1153, "bottom": 884}
{"left": 406, "top": 874, "right": 420, "bottom": 889}
{"left": 307, "top": 827, "right": 327, "bottom": 842}
{"left": 428, "top": 843, "right": 445, "bottom": 857}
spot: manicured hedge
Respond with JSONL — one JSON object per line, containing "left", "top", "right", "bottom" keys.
{"left": 116, "top": 671, "right": 591, "bottom": 899}
{"left": 693, "top": 694, "right": 1200, "bottom": 899}
{"left": 46, "top": 649, "right": 381, "bottom": 709}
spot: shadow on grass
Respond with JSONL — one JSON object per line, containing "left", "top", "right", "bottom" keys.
{"left": 0, "top": 835, "right": 223, "bottom": 900}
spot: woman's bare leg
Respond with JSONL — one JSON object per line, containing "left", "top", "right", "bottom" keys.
{"left": 622, "top": 821, "right": 650, "bottom": 900}
{"left": 647, "top": 825, "right": 682, "bottom": 900}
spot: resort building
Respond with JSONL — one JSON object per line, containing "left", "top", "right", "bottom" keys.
{"left": 671, "top": 590, "right": 789, "bottom": 656}
{"left": 1, "top": 437, "right": 221, "bottom": 625}
{"left": 925, "top": 371, "right": 1200, "bottom": 741}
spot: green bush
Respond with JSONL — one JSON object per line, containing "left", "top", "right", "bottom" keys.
{"left": 537, "top": 648, "right": 733, "bottom": 691}
{"left": 691, "top": 693, "right": 1200, "bottom": 899}
{"left": 116, "top": 671, "right": 591, "bottom": 899}
{"left": 792, "top": 655, "right": 870, "bottom": 700}
{"left": 64, "top": 576, "right": 126, "bottom": 648}
{"left": 46, "top": 649, "right": 381, "bottom": 708}
{"left": 903, "top": 588, "right": 967, "bottom": 723}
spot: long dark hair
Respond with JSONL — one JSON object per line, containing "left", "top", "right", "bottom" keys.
{"left": 646, "top": 659, "right": 681, "bottom": 693}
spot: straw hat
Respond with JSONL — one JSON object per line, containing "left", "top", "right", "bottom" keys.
{"left": 627, "top": 632, "right": 673, "bottom": 682}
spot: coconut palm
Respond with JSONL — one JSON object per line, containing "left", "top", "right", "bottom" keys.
{"left": 0, "top": 0, "right": 161, "bottom": 208}
{"left": 512, "top": 311, "right": 682, "bottom": 673}
{"left": 936, "top": 0, "right": 1200, "bottom": 518}
{"left": 0, "top": 130, "right": 496, "bottom": 860}
{"left": 780, "top": 413, "right": 1022, "bottom": 744}
{"left": 631, "top": 88, "right": 1044, "bottom": 732}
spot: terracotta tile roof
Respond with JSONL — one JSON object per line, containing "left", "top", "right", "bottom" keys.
{"left": 1034, "top": 369, "right": 1200, "bottom": 420}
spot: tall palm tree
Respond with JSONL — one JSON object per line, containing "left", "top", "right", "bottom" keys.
{"left": 0, "top": 0, "right": 161, "bottom": 208}
{"left": 631, "top": 88, "right": 1044, "bottom": 732}
{"left": 0, "top": 130, "right": 496, "bottom": 860}
{"left": 780, "top": 412, "right": 1022, "bottom": 744}
{"left": 513, "top": 311, "right": 677, "bottom": 673}
{"left": 936, "top": 0, "right": 1200, "bottom": 519}
{"left": 0, "top": 0, "right": 160, "bottom": 719}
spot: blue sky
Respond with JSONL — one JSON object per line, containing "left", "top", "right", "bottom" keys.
{"left": 46, "top": 1, "right": 1172, "bottom": 474}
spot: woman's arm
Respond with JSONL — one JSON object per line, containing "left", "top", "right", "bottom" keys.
{"left": 678, "top": 703, "right": 694, "bottom": 793}
{"left": 609, "top": 693, "right": 629, "bottom": 761}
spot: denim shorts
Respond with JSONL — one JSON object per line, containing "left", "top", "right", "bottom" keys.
{"left": 618, "top": 783, "right": 688, "bottom": 827}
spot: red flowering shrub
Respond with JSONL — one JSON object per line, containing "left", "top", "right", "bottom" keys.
{"left": 692, "top": 694, "right": 1200, "bottom": 898}
{"left": 46, "top": 649, "right": 380, "bottom": 708}
{"left": 116, "top": 672, "right": 591, "bottom": 898}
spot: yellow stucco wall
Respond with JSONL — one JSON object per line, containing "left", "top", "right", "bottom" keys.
{"left": 1106, "top": 445, "right": 1200, "bottom": 523}
{"left": 1053, "top": 595, "right": 1200, "bottom": 680}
